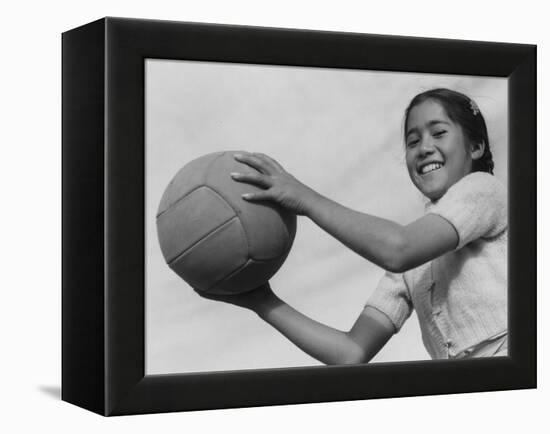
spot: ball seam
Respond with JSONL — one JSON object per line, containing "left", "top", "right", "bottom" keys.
{"left": 166, "top": 215, "right": 239, "bottom": 265}
{"left": 204, "top": 186, "right": 251, "bottom": 259}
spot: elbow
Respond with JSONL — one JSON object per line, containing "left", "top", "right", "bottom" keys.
{"left": 331, "top": 354, "right": 366, "bottom": 366}
{"left": 333, "top": 342, "right": 373, "bottom": 366}
{"left": 384, "top": 259, "right": 409, "bottom": 274}
{"left": 383, "top": 260, "right": 404, "bottom": 274}
{"left": 380, "top": 232, "right": 411, "bottom": 273}
{"left": 341, "top": 352, "right": 371, "bottom": 365}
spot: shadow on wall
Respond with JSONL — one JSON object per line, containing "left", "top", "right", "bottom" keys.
{"left": 37, "top": 385, "right": 61, "bottom": 400}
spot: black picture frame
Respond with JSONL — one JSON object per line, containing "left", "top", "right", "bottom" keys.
{"left": 62, "top": 17, "right": 536, "bottom": 416}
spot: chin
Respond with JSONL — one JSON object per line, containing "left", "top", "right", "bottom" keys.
{"left": 410, "top": 168, "right": 456, "bottom": 201}
{"left": 417, "top": 180, "right": 449, "bottom": 202}
{"left": 425, "top": 189, "right": 446, "bottom": 202}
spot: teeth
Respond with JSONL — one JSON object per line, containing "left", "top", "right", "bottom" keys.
{"left": 420, "top": 163, "right": 443, "bottom": 174}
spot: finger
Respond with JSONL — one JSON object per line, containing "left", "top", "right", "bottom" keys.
{"left": 192, "top": 287, "right": 213, "bottom": 298}
{"left": 230, "top": 172, "right": 272, "bottom": 189}
{"left": 234, "top": 153, "right": 271, "bottom": 174}
{"left": 252, "top": 153, "right": 285, "bottom": 173}
{"left": 193, "top": 288, "right": 230, "bottom": 302}
{"left": 241, "top": 191, "right": 273, "bottom": 202}
{"left": 253, "top": 281, "right": 271, "bottom": 291}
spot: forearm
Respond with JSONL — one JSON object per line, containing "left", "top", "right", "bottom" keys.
{"left": 304, "top": 193, "right": 406, "bottom": 272}
{"left": 230, "top": 152, "right": 455, "bottom": 272}
{"left": 253, "top": 292, "right": 368, "bottom": 365}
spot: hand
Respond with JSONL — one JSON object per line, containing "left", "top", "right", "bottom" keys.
{"left": 193, "top": 282, "right": 277, "bottom": 314}
{"left": 230, "top": 152, "right": 320, "bottom": 216}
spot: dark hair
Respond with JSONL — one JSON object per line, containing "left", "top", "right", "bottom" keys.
{"left": 404, "top": 88, "right": 494, "bottom": 174}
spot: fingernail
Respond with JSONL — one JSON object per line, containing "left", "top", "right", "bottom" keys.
{"left": 242, "top": 193, "right": 252, "bottom": 199}
{"left": 234, "top": 153, "right": 243, "bottom": 159}
{"left": 230, "top": 172, "right": 240, "bottom": 178}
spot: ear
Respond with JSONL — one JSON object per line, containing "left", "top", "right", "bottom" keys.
{"left": 470, "top": 141, "right": 485, "bottom": 161}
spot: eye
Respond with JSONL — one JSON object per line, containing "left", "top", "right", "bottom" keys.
{"left": 406, "top": 138, "right": 420, "bottom": 148}
{"left": 433, "top": 130, "right": 447, "bottom": 138}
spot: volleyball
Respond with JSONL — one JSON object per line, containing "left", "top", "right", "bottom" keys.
{"left": 156, "top": 151, "right": 296, "bottom": 294}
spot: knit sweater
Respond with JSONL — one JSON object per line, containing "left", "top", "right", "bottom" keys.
{"left": 365, "top": 172, "right": 508, "bottom": 359}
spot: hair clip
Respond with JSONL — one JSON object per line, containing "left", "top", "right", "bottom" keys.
{"left": 469, "top": 99, "right": 480, "bottom": 116}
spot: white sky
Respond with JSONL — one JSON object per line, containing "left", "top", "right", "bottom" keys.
{"left": 145, "top": 59, "right": 508, "bottom": 375}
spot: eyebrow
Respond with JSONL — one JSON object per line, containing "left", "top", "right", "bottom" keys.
{"left": 406, "top": 120, "right": 451, "bottom": 138}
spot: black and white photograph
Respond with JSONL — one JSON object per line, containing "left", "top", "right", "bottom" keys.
{"left": 146, "top": 60, "right": 508, "bottom": 374}
{"left": 59, "top": 16, "right": 535, "bottom": 417}
{"left": 3, "top": 0, "right": 545, "bottom": 431}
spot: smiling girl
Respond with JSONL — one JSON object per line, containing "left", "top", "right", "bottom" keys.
{"left": 202, "top": 88, "right": 507, "bottom": 363}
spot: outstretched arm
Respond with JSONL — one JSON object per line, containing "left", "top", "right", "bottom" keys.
{"left": 305, "top": 196, "right": 458, "bottom": 272}
{"left": 200, "top": 284, "right": 394, "bottom": 365}
{"left": 259, "top": 296, "right": 394, "bottom": 365}
{"left": 231, "top": 152, "right": 458, "bottom": 273}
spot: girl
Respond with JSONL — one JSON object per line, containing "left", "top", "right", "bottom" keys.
{"left": 201, "top": 88, "right": 507, "bottom": 364}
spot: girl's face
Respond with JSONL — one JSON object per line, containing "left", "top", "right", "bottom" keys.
{"left": 405, "top": 99, "right": 478, "bottom": 201}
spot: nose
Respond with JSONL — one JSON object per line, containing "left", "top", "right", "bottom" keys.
{"left": 418, "top": 137, "right": 435, "bottom": 156}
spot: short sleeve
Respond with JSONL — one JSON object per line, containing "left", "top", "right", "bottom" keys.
{"left": 365, "top": 271, "right": 413, "bottom": 332}
{"left": 427, "top": 172, "right": 507, "bottom": 250}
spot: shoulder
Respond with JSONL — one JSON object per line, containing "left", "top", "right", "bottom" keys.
{"left": 430, "top": 172, "right": 507, "bottom": 215}
{"left": 365, "top": 271, "right": 413, "bottom": 332}
{"left": 427, "top": 172, "right": 507, "bottom": 249}
{"left": 443, "top": 172, "right": 506, "bottom": 204}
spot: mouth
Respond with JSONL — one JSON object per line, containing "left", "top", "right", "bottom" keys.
{"left": 418, "top": 161, "right": 444, "bottom": 175}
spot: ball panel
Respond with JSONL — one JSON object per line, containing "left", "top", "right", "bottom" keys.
{"left": 208, "top": 257, "right": 288, "bottom": 295}
{"left": 169, "top": 217, "right": 248, "bottom": 292}
{"left": 156, "top": 186, "right": 236, "bottom": 263}
{"left": 243, "top": 204, "right": 296, "bottom": 260}
{"left": 157, "top": 152, "right": 223, "bottom": 216}
{"left": 206, "top": 152, "right": 296, "bottom": 260}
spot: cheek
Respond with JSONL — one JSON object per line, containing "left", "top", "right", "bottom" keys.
{"left": 447, "top": 133, "right": 470, "bottom": 160}
{"left": 446, "top": 143, "right": 470, "bottom": 170}
{"left": 405, "top": 162, "right": 415, "bottom": 180}
{"left": 406, "top": 160, "right": 420, "bottom": 185}
{"left": 405, "top": 151, "right": 415, "bottom": 174}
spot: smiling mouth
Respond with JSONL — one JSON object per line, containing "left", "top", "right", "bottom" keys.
{"left": 419, "top": 162, "right": 444, "bottom": 175}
